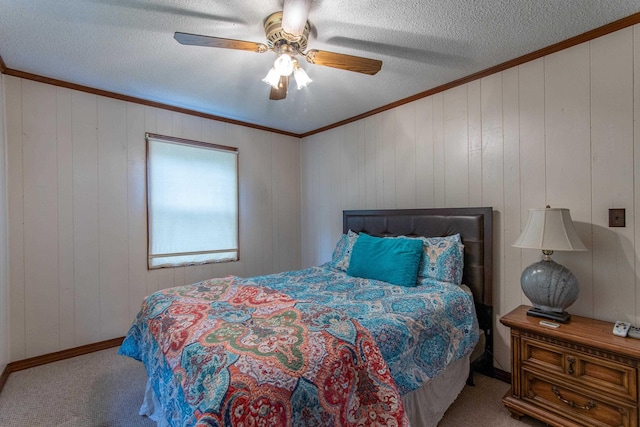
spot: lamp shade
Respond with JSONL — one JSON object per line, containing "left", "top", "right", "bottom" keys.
{"left": 293, "top": 65, "right": 312, "bottom": 89}
{"left": 262, "top": 67, "right": 281, "bottom": 89}
{"left": 513, "top": 208, "right": 587, "bottom": 252}
{"left": 274, "top": 54, "right": 294, "bottom": 76}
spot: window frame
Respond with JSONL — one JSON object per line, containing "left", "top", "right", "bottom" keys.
{"left": 145, "top": 132, "right": 239, "bottom": 270}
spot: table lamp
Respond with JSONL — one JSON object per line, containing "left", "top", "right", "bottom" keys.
{"left": 513, "top": 207, "right": 587, "bottom": 323}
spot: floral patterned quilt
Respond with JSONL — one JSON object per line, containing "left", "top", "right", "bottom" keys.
{"left": 120, "top": 265, "right": 479, "bottom": 426}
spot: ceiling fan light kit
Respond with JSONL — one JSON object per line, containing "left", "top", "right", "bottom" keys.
{"left": 174, "top": 0, "right": 382, "bottom": 101}
{"left": 263, "top": 12, "right": 313, "bottom": 96}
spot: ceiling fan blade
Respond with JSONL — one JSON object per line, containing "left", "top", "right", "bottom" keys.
{"left": 305, "top": 49, "right": 382, "bottom": 75}
{"left": 269, "top": 75, "right": 289, "bottom": 100}
{"left": 282, "top": 0, "right": 312, "bottom": 38}
{"left": 174, "top": 32, "right": 267, "bottom": 53}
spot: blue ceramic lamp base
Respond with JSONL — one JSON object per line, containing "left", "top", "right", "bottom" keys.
{"left": 520, "top": 257, "right": 579, "bottom": 324}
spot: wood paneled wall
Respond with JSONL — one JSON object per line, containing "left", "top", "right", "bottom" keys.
{"left": 301, "top": 24, "right": 640, "bottom": 372}
{"left": 4, "top": 76, "right": 301, "bottom": 361}
{"left": 0, "top": 72, "right": 8, "bottom": 373}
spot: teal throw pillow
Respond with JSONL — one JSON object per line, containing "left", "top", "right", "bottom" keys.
{"left": 347, "top": 233, "right": 423, "bottom": 287}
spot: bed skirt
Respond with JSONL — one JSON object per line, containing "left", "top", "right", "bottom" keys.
{"left": 401, "top": 353, "right": 470, "bottom": 427}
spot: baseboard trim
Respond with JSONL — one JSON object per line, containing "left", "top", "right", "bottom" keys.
{"left": 0, "top": 337, "right": 124, "bottom": 394}
{"left": 0, "top": 364, "right": 9, "bottom": 393}
{"left": 493, "top": 367, "right": 511, "bottom": 384}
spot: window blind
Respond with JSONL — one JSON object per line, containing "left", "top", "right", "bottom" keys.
{"left": 146, "top": 133, "right": 239, "bottom": 269}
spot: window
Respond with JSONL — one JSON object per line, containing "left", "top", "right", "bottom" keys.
{"left": 146, "top": 133, "right": 239, "bottom": 269}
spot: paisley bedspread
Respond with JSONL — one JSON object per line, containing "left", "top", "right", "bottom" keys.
{"left": 120, "top": 265, "right": 478, "bottom": 426}
{"left": 120, "top": 274, "right": 410, "bottom": 427}
{"left": 249, "top": 265, "right": 479, "bottom": 394}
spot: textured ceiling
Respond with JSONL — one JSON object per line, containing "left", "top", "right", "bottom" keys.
{"left": 1, "top": 0, "right": 639, "bottom": 135}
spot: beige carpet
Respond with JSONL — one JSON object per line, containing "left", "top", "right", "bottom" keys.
{"left": 0, "top": 347, "right": 547, "bottom": 426}
{"left": 439, "top": 373, "right": 546, "bottom": 427}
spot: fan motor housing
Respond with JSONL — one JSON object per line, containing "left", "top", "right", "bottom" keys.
{"left": 264, "top": 11, "right": 310, "bottom": 52}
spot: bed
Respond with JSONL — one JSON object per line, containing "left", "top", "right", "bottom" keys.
{"left": 120, "top": 207, "right": 493, "bottom": 427}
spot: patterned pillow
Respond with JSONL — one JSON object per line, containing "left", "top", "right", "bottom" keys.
{"left": 415, "top": 234, "right": 464, "bottom": 285}
{"left": 329, "top": 230, "right": 359, "bottom": 271}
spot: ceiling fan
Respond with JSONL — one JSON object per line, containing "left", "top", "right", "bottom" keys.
{"left": 174, "top": 0, "right": 382, "bottom": 100}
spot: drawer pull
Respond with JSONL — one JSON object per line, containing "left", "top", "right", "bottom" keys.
{"left": 567, "top": 356, "right": 575, "bottom": 374}
{"left": 552, "top": 386, "right": 595, "bottom": 411}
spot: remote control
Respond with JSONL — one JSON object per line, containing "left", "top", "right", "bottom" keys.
{"left": 539, "top": 320, "right": 560, "bottom": 329}
{"left": 613, "top": 320, "right": 631, "bottom": 337}
{"left": 628, "top": 326, "right": 640, "bottom": 339}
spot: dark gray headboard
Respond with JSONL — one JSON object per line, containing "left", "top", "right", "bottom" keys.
{"left": 343, "top": 207, "right": 492, "bottom": 307}
{"left": 343, "top": 207, "right": 493, "bottom": 369}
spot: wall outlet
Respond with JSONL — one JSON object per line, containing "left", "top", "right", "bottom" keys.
{"left": 609, "top": 208, "right": 625, "bottom": 227}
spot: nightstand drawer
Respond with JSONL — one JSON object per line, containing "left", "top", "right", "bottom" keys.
{"left": 522, "top": 336, "right": 637, "bottom": 401}
{"left": 522, "top": 336, "right": 565, "bottom": 373}
{"left": 522, "top": 371, "right": 637, "bottom": 427}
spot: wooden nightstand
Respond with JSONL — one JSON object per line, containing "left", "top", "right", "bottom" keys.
{"left": 501, "top": 305, "right": 640, "bottom": 427}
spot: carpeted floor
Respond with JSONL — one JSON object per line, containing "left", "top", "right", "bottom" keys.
{"left": 0, "top": 347, "right": 547, "bottom": 426}
{"left": 439, "top": 373, "right": 546, "bottom": 427}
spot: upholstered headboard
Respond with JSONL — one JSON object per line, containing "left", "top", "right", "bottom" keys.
{"left": 343, "top": 207, "right": 494, "bottom": 373}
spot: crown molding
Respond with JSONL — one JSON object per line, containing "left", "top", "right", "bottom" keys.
{"left": 299, "top": 11, "right": 640, "bottom": 137}
{"left": 0, "top": 60, "right": 299, "bottom": 138}
{"left": 1, "top": 12, "right": 639, "bottom": 139}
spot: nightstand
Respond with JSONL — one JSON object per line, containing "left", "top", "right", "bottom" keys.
{"left": 501, "top": 305, "right": 640, "bottom": 427}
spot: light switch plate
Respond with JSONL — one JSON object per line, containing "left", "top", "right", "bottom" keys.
{"left": 609, "top": 208, "right": 625, "bottom": 227}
